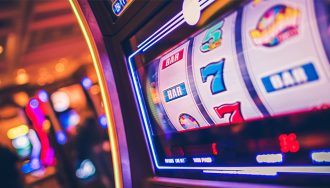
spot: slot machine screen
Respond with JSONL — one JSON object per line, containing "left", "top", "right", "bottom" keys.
{"left": 126, "top": 0, "right": 330, "bottom": 185}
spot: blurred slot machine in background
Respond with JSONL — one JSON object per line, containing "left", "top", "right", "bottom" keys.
{"left": 0, "top": 73, "right": 114, "bottom": 188}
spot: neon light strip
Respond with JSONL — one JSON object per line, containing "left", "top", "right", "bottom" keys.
{"left": 128, "top": 54, "right": 160, "bottom": 168}
{"left": 203, "top": 166, "right": 330, "bottom": 176}
{"left": 200, "top": 0, "right": 215, "bottom": 9}
{"left": 137, "top": 0, "right": 211, "bottom": 51}
{"left": 142, "top": 19, "right": 186, "bottom": 52}
{"left": 137, "top": 0, "right": 208, "bottom": 48}
{"left": 137, "top": 12, "right": 183, "bottom": 48}
{"left": 204, "top": 170, "right": 277, "bottom": 176}
{"left": 69, "top": 1, "right": 123, "bottom": 188}
{"left": 141, "top": 17, "right": 185, "bottom": 52}
{"left": 141, "top": 0, "right": 214, "bottom": 53}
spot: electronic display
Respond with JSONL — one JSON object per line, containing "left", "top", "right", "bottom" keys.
{"left": 128, "top": 0, "right": 330, "bottom": 184}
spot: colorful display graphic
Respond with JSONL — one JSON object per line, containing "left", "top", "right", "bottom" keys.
{"left": 147, "top": 12, "right": 264, "bottom": 132}
{"left": 249, "top": 4, "right": 300, "bottom": 47}
{"left": 136, "top": 0, "right": 330, "bottom": 134}
{"left": 200, "top": 20, "right": 224, "bottom": 52}
{"left": 179, "top": 113, "right": 200, "bottom": 130}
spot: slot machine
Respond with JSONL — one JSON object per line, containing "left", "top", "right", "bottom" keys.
{"left": 70, "top": 0, "right": 330, "bottom": 187}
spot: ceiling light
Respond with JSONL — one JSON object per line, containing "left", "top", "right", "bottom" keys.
{"left": 55, "top": 62, "right": 65, "bottom": 73}
{"left": 13, "top": 92, "right": 29, "bottom": 107}
{"left": 0, "top": 45, "right": 4, "bottom": 54}
{"left": 51, "top": 91, "right": 70, "bottom": 112}
{"left": 16, "top": 69, "right": 29, "bottom": 85}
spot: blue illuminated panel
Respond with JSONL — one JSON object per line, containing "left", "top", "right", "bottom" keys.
{"left": 261, "top": 63, "right": 319, "bottom": 93}
{"left": 163, "top": 83, "right": 187, "bottom": 102}
{"left": 112, "top": 0, "right": 134, "bottom": 16}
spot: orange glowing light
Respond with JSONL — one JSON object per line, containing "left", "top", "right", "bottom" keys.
{"left": 55, "top": 62, "right": 65, "bottom": 73}
{"left": 13, "top": 91, "right": 29, "bottom": 107}
{"left": 16, "top": 69, "right": 29, "bottom": 85}
{"left": 0, "top": 45, "right": 4, "bottom": 54}
{"left": 42, "top": 120, "right": 51, "bottom": 132}
{"left": 90, "top": 85, "right": 100, "bottom": 95}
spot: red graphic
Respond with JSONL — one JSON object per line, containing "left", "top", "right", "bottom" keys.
{"left": 214, "top": 102, "right": 244, "bottom": 125}
{"left": 278, "top": 133, "right": 300, "bottom": 153}
{"left": 161, "top": 49, "right": 184, "bottom": 69}
{"left": 212, "top": 143, "right": 218, "bottom": 155}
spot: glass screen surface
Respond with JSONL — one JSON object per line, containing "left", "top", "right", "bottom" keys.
{"left": 128, "top": 0, "right": 330, "bottom": 184}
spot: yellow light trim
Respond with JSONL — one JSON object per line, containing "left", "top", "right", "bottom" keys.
{"left": 69, "top": 1, "right": 123, "bottom": 188}
{"left": 7, "top": 125, "right": 29, "bottom": 139}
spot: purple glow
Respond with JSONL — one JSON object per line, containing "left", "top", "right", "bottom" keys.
{"left": 56, "top": 131, "right": 67, "bottom": 145}
{"left": 29, "top": 99, "right": 39, "bottom": 109}
{"left": 98, "top": 114, "right": 108, "bottom": 128}
{"left": 30, "top": 158, "right": 41, "bottom": 169}
{"left": 28, "top": 130, "right": 42, "bottom": 168}
{"left": 38, "top": 90, "right": 48, "bottom": 102}
{"left": 81, "top": 77, "right": 93, "bottom": 89}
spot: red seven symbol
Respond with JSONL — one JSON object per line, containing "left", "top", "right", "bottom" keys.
{"left": 214, "top": 102, "right": 244, "bottom": 125}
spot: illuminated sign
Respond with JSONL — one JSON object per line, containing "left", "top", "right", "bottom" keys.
{"left": 192, "top": 157, "right": 213, "bottom": 164}
{"left": 261, "top": 63, "right": 319, "bottom": 93}
{"left": 112, "top": 0, "right": 134, "bottom": 17}
{"left": 311, "top": 151, "right": 330, "bottom": 163}
{"left": 256, "top": 153, "right": 283, "bottom": 164}
{"left": 161, "top": 49, "right": 184, "bottom": 70}
{"left": 279, "top": 133, "right": 300, "bottom": 153}
{"left": 163, "top": 82, "right": 187, "bottom": 102}
{"left": 164, "top": 158, "right": 187, "bottom": 164}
